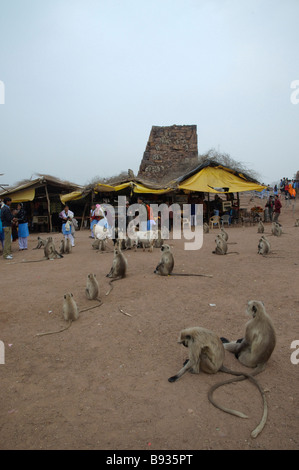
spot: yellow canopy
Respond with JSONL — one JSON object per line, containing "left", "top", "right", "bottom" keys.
{"left": 8, "top": 188, "right": 36, "bottom": 202}
{"left": 132, "top": 183, "right": 173, "bottom": 194}
{"left": 178, "top": 166, "right": 266, "bottom": 193}
{"left": 60, "top": 191, "right": 84, "bottom": 204}
{"left": 94, "top": 183, "right": 130, "bottom": 192}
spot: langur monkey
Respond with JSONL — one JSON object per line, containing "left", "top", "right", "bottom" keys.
{"left": 221, "top": 300, "right": 276, "bottom": 370}
{"left": 132, "top": 229, "right": 154, "bottom": 252}
{"left": 271, "top": 222, "right": 282, "bottom": 237}
{"left": 154, "top": 245, "right": 212, "bottom": 278}
{"left": 83, "top": 273, "right": 103, "bottom": 309}
{"left": 257, "top": 221, "right": 265, "bottom": 233}
{"left": 220, "top": 227, "right": 228, "bottom": 241}
{"left": 59, "top": 238, "right": 72, "bottom": 255}
{"left": 92, "top": 238, "right": 109, "bottom": 252}
{"left": 105, "top": 242, "right": 128, "bottom": 295}
{"left": 218, "top": 230, "right": 237, "bottom": 245}
{"left": 153, "top": 229, "right": 164, "bottom": 249}
{"left": 36, "top": 293, "right": 79, "bottom": 336}
{"left": 22, "top": 237, "right": 63, "bottom": 262}
{"left": 33, "top": 236, "right": 48, "bottom": 249}
{"left": 258, "top": 235, "right": 271, "bottom": 255}
{"left": 203, "top": 222, "right": 209, "bottom": 233}
{"left": 154, "top": 244, "right": 174, "bottom": 276}
{"left": 168, "top": 326, "right": 269, "bottom": 438}
{"left": 36, "top": 279, "right": 104, "bottom": 336}
{"left": 44, "top": 237, "right": 64, "bottom": 259}
{"left": 212, "top": 236, "right": 239, "bottom": 255}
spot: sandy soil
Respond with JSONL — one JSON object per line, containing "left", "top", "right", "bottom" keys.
{"left": 0, "top": 193, "right": 298, "bottom": 451}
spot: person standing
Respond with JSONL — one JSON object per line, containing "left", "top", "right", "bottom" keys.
{"left": 59, "top": 205, "right": 75, "bottom": 247}
{"left": 273, "top": 195, "right": 282, "bottom": 222}
{"left": 16, "top": 203, "right": 29, "bottom": 250}
{"left": 89, "top": 203, "right": 96, "bottom": 238}
{"left": 137, "top": 197, "right": 148, "bottom": 231}
{"left": 1, "top": 197, "right": 17, "bottom": 259}
{"left": 265, "top": 196, "right": 274, "bottom": 222}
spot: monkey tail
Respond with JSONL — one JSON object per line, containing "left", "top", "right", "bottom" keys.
{"left": 105, "top": 277, "right": 123, "bottom": 296}
{"left": 79, "top": 299, "right": 103, "bottom": 312}
{"left": 35, "top": 320, "right": 72, "bottom": 337}
{"left": 208, "top": 374, "right": 249, "bottom": 419}
{"left": 171, "top": 273, "right": 213, "bottom": 278}
{"left": 208, "top": 365, "right": 268, "bottom": 438}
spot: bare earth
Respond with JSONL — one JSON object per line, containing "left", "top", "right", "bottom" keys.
{"left": 0, "top": 193, "right": 298, "bottom": 451}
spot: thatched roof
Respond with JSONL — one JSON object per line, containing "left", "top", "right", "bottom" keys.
{"left": 0, "top": 174, "right": 83, "bottom": 197}
{"left": 176, "top": 158, "right": 261, "bottom": 186}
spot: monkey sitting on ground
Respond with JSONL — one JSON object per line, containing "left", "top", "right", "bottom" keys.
{"left": 43, "top": 236, "right": 64, "bottom": 259}
{"left": 271, "top": 222, "right": 282, "bottom": 237}
{"left": 168, "top": 326, "right": 268, "bottom": 438}
{"left": 257, "top": 221, "right": 265, "bottom": 233}
{"left": 33, "top": 236, "right": 48, "bottom": 249}
{"left": 105, "top": 242, "right": 128, "bottom": 295}
{"left": 59, "top": 238, "right": 72, "bottom": 255}
{"left": 212, "top": 236, "right": 239, "bottom": 255}
{"left": 294, "top": 219, "right": 299, "bottom": 227}
{"left": 153, "top": 229, "right": 164, "bottom": 249}
{"left": 220, "top": 227, "right": 228, "bottom": 241}
{"left": 221, "top": 300, "right": 276, "bottom": 370}
{"left": 132, "top": 229, "right": 155, "bottom": 252}
{"left": 203, "top": 222, "right": 209, "bottom": 233}
{"left": 154, "top": 244, "right": 212, "bottom": 278}
{"left": 36, "top": 280, "right": 104, "bottom": 337}
{"left": 21, "top": 236, "right": 63, "bottom": 263}
{"left": 218, "top": 230, "right": 237, "bottom": 245}
{"left": 258, "top": 235, "right": 271, "bottom": 255}
{"left": 36, "top": 293, "right": 79, "bottom": 336}
{"left": 84, "top": 273, "right": 102, "bottom": 309}
{"left": 154, "top": 244, "right": 174, "bottom": 275}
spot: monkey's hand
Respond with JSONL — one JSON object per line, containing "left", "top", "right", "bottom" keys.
{"left": 220, "top": 337, "right": 230, "bottom": 343}
{"left": 168, "top": 375, "right": 178, "bottom": 383}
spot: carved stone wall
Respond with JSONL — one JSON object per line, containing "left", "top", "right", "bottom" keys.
{"left": 138, "top": 125, "right": 198, "bottom": 182}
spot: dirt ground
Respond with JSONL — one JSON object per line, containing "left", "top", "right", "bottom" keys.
{"left": 0, "top": 193, "right": 298, "bottom": 451}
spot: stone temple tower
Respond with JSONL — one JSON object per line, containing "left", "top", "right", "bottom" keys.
{"left": 138, "top": 125, "right": 199, "bottom": 182}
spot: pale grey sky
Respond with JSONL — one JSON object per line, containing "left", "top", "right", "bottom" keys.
{"left": 0, "top": 0, "right": 298, "bottom": 187}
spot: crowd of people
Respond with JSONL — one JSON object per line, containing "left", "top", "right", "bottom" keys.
{"left": 279, "top": 178, "right": 297, "bottom": 200}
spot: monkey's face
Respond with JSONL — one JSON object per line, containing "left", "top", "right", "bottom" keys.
{"left": 247, "top": 300, "right": 263, "bottom": 318}
{"left": 161, "top": 244, "right": 170, "bottom": 252}
{"left": 178, "top": 331, "right": 192, "bottom": 348}
{"left": 64, "top": 293, "right": 73, "bottom": 300}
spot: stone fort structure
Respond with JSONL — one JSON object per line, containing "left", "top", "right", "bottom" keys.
{"left": 138, "top": 124, "right": 199, "bottom": 182}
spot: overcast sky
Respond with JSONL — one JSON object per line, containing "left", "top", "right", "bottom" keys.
{"left": 0, "top": 0, "right": 298, "bottom": 188}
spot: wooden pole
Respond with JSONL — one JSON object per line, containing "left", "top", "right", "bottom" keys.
{"left": 44, "top": 184, "right": 52, "bottom": 233}
{"left": 81, "top": 200, "right": 88, "bottom": 230}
